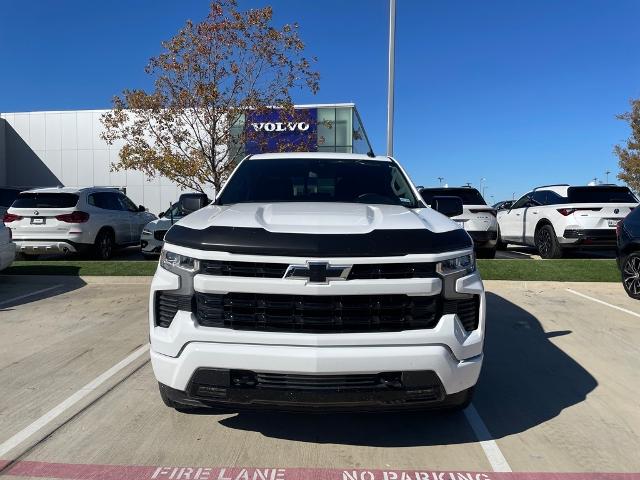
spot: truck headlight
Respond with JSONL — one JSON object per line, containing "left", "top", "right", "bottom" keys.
{"left": 436, "top": 254, "right": 476, "bottom": 276}
{"left": 160, "top": 249, "right": 199, "bottom": 273}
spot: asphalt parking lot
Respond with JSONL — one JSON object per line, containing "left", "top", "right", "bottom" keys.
{"left": 1, "top": 275, "right": 639, "bottom": 479}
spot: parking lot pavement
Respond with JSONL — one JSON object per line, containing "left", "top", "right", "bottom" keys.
{"left": 1, "top": 277, "right": 639, "bottom": 477}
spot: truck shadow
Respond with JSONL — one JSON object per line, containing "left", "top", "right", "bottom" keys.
{"left": 0, "top": 274, "right": 86, "bottom": 310}
{"left": 216, "top": 292, "right": 597, "bottom": 447}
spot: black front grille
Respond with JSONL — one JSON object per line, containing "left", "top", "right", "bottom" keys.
{"left": 443, "top": 296, "right": 480, "bottom": 332}
{"left": 154, "top": 230, "right": 168, "bottom": 241}
{"left": 254, "top": 372, "right": 387, "bottom": 391}
{"left": 195, "top": 293, "right": 440, "bottom": 333}
{"left": 200, "top": 260, "right": 287, "bottom": 278}
{"left": 155, "top": 292, "right": 192, "bottom": 327}
{"left": 199, "top": 260, "right": 437, "bottom": 280}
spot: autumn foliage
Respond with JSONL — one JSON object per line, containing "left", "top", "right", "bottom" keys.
{"left": 616, "top": 98, "right": 640, "bottom": 193}
{"left": 101, "top": 0, "right": 319, "bottom": 193}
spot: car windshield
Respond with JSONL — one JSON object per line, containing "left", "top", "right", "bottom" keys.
{"left": 12, "top": 192, "right": 79, "bottom": 208}
{"left": 0, "top": 188, "right": 21, "bottom": 207}
{"left": 567, "top": 187, "right": 638, "bottom": 204}
{"left": 420, "top": 188, "right": 486, "bottom": 205}
{"left": 217, "top": 158, "right": 421, "bottom": 207}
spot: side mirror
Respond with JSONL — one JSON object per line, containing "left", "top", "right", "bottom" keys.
{"left": 158, "top": 212, "right": 165, "bottom": 218}
{"left": 137, "top": 205, "right": 146, "bottom": 212}
{"left": 431, "top": 196, "right": 463, "bottom": 218}
{"left": 181, "top": 196, "right": 207, "bottom": 214}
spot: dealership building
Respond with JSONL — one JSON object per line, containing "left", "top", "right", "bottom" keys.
{"left": 0, "top": 103, "right": 372, "bottom": 214}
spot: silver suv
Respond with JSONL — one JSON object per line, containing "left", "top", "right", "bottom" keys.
{"left": 3, "top": 187, "right": 156, "bottom": 259}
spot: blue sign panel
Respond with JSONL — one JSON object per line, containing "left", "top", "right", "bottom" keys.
{"left": 245, "top": 108, "right": 317, "bottom": 154}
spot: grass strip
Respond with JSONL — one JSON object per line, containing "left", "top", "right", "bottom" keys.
{"left": 2, "top": 259, "right": 621, "bottom": 282}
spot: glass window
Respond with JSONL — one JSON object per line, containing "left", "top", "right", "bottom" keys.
{"left": 512, "top": 192, "right": 533, "bottom": 209}
{"left": 12, "top": 192, "right": 79, "bottom": 208}
{"left": 567, "top": 186, "right": 638, "bottom": 204}
{"left": 217, "top": 158, "right": 420, "bottom": 207}
{"left": 352, "top": 109, "right": 372, "bottom": 154}
{"left": 317, "top": 108, "right": 335, "bottom": 148}
{"left": 90, "top": 192, "right": 123, "bottom": 211}
{"left": 419, "top": 188, "right": 486, "bottom": 205}
{"left": 118, "top": 194, "right": 139, "bottom": 212}
{"left": 335, "top": 107, "right": 352, "bottom": 148}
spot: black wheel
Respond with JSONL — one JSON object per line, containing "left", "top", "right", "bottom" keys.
{"left": 476, "top": 247, "right": 496, "bottom": 259}
{"left": 142, "top": 253, "right": 159, "bottom": 261}
{"left": 535, "top": 224, "right": 563, "bottom": 259}
{"left": 93, "top": 229, "right": 115, "bottom": 260}
{"left": 622, "top": 253, "right": 640, "bottom": 299}
{"left": 496, "top": 227, "right": 508, "bottom": 250}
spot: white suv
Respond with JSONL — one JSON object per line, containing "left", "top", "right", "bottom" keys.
{"left": 419, "top": 187, "right": 497, "bottom": 258}
{"left": 3, "top": 187, "right": 156, "bottom": 259}
{"left": 149, "top": 153, "right": 485, "bottom": 412}
{"left": 0, "top": 222, "right": 16, "bottom": 271}
{"left": 497, "top": 184, "right": 638, "bottom": 258}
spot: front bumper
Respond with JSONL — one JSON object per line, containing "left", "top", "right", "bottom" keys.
{"left": 561, "top": 228, "right": 617, "bottom": 247}
{"left": 467, "top": 230, "right": 497, "bottom": 248}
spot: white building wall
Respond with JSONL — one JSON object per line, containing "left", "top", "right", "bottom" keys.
{"left": 0, "top": 110, "right": 192, "bottom": 215}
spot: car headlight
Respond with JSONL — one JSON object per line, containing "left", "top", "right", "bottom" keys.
{"left": 436, "top": 254, "right": 476, "bottom": 276}
{"left": 160, "top": 249, "right": 199, "bottom": 273}
{"left": 142, "top": 229, "right": 152, "bottom": 236}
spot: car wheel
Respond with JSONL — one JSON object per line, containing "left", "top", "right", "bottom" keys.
{"left": 476, "top": 247, "right": 496, "bottom": 259}
{"left": 496, "top": 227, "right": 508, "bottom": 250}
{"left": 535, "top": 224, "right": 563, "bottom": 259}
{"left": 94, "top": 229, "right": 115, "bottom": 260}
{"left": 621, "top": 253, "right": 640, "bottom": 299}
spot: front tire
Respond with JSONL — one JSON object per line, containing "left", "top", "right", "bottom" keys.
{"left": 535, "top": 224, "right": 563, "bottom": 259}
{"left": 621, "top": 253, "right": 640, "bottom": 299}
{"left": 476, "top": 247, "right": 496, "bottom": 259}
{"left": 94, "top": 229, "right": 115, "bottom": 260}
{"left": 496, "top": 227, "right": 508, "bottom": 250}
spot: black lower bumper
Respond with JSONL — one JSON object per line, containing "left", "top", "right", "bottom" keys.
{"left": 162, "top": 369, "right": 472, "bottom": 412}
{"left": 467, "top": 230, "right": 497, "bottom": 248}
{"left": 563, "top": 229, "right": 617, "bottom": 247}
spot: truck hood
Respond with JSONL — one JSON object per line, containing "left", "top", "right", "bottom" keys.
{"left": 176, "top": 202, "right": 458, "bottom": 234}
{"left": 164, "top": 202, "right": 472, "bottom": 257}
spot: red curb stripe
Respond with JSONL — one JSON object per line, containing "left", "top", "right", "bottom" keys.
{"left": 1, "top": 461, "right": 639, "bottom": 480}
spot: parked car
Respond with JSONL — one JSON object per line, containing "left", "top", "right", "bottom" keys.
{"left": 0, "top": 221, "right": 16, "bottom": 271}
{"left": 150, "top": 152, "right": 485, "bottom": 412}
{"left": 419, "top": 187, "right": 498, "bottom": 258}
{"left": 0, "top": 187, "right": 24, "bottom": 218}
{"left": 615, "top": 207, "right": 640, "bottom": 299}
{"left": 493, "top": 200, "right": 513, "bottom": 211}
{"left": 141, "top": 193, "right": 211, "bottom": 258}
{"left": 3, "top": 187, "right": 156, "bottom": 259}
{"left": 497, "top": 184, "right": 638, "bottom": 258}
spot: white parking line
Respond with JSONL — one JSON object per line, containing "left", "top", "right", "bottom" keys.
{"left": 566, "top": 288, "right": 640, "bottom": 318}
{"left": 0, "top": 285, "right": 63, "bottom": 308}
{"left": 0, "top": 344, "right": 150, "bottom": 459}
{"left": 464, "top": 403, "right": 512, "bottom": 472}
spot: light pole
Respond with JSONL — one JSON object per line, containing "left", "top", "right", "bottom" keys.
{"left": 386, "top": 0, "right": 396, "bottom": 157}
{"left": 605, "top": 170, "right": 611, "bottom": 183}
{"left": 437, "top": 177, "right": 444, "bottom": 186}
{"left": 480, "top": 177, "right": 487, "bottom": 198}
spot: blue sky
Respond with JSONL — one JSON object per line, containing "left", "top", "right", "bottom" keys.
{"left": 1, "top": 0, "right": 639, "bottom": 202}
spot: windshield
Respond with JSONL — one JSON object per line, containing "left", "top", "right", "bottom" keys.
{"left": 217, "top": 158, "right": 421, "bottom": 207}
{"left": 12, "top": 192, "right": 79, "bottom": 208}
{"left": 420, "top": 188, "right": 487, "bottom": 205}
{"left": 567, "top": 187, "right": 638, "bottom": 204}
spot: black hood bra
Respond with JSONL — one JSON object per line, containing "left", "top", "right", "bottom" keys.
{"left": 164, "top": 225, "right": 472, "bottom": 257}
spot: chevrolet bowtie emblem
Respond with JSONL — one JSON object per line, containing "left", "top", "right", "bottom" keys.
{"left": 284, "top": 262, "right": 352, "bottom": 283}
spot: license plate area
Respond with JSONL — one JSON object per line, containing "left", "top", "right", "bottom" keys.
{"left": 30, "top": 217, "right": 46, "bottom": 225}
{"left": 607, "top": 219, "right": 619, "bottom": 228}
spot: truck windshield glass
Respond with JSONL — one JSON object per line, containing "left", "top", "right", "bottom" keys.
{"left": 567, "top": 187, "right": 638, "bottom": 204}
{"left": 217, "top": 159, "right": 420, "bottom": 207}
{"left": 12, "top": 193, "right": 79, "bottom": 208}
{"left": 420, "top": 188, "right": 486, "bottom": 205}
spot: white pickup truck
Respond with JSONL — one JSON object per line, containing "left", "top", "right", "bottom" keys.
{"left": 148, "top": 152, "right": 486, "bottom": 412}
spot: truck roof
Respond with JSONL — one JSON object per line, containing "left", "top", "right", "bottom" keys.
{"left": 247, "top": 152, "right": 390, "bottom": 162}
